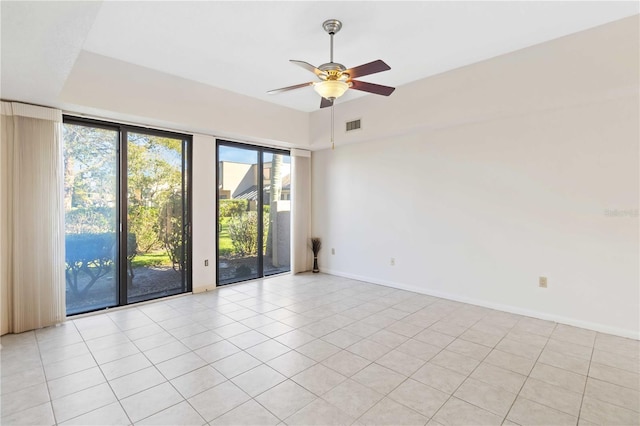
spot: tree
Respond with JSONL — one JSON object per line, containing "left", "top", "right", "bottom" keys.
{"left": 63, "top": 125, "right": 186, "bottom": 298}
{"left": 63, "top": 124, "right": 118, "bottom": 229}
{"left": 126, "top": 133, "right": 183, "bottom": 254}
{"left": 159, "top": 192, "right": 184, "bottom": 271}
{"left": 63, "top": 126, "right": 184, "bottom": 253}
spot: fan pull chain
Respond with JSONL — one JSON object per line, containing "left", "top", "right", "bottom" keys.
{"left": 331, "top": 103, "right": 335, "bottom": 150}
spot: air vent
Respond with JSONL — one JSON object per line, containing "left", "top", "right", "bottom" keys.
{"left": 346, "top": 119, "right": 361, "bottom": 132}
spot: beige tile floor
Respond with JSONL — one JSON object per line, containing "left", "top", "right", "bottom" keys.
{"left": 1, "top": 273, "right": 639, "bottom": 425}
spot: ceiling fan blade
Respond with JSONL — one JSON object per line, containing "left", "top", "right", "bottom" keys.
{"left": 320, "top": 97, "right": 334, "bottom": 109}
{"left": 267, "top": 82, "right": 314, "bottom": 95}
{"left": 345, "top": 60, "right": 390, "bottom": 79}
{"left": 290, "top": 60, "right": 324, "bottom": 77}
{"left": 350, "top": 80, "right": 395, "bottom": 96}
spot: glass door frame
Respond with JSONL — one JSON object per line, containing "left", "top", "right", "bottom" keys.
{"left": 63, "top": 118, "right": 121, "bottom": 314}
{"left": 120, "top": 126, "right": 193, "bottom": 305}
{"left": 63, "top": 115, "right": 193, "bottom": 313}
{"left": 216, "top": 139, "right": 290, "bottom": 285}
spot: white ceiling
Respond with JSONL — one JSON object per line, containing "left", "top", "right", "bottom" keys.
{"left": 2, "top": 1, "right": 638, "bottom": 113}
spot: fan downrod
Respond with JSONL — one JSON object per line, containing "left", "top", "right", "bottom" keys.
{"left": 266, "top": 17, "right": 395, "bottom": 108}
{"left": 322, "top": 19, "right": 342, "bottom": 35}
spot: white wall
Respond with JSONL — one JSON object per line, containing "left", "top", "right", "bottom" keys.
{"left": 310, "top": 16, "right": 639, "bottom": 150}
{"left": 191, "top": 134, "right": 217, "bottom": 293}
{"left": 311, "top": 17, "right": 639, "bottom": 338}
{"left": 60, "top": 52, "right": 311, "bottom": 149}
{"left": 4, "top": 14, "right": 633, "bottom": 337}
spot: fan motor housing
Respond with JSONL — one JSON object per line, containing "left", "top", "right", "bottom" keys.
{"left": 318, "top": 62, "right": 348, "bottom": 80}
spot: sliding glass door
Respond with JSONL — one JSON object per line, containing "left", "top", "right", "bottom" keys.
{"left": 63, "top": 123, "right": 119, "bottom": 314}
{"left": 63, "top": 118, "right": 191, "bottom": 315}
{"left": 126, "top": 132, "right": 189, "bottom": 303}
{"left": 217, "top": 141, "right": 290, "bottom": 285}
{"left": 262, "top": 151, "right": 291, "bottom": 276}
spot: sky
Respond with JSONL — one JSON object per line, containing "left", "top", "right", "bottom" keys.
{"left": 219, "top": 145, "right": 290, "bottom": 164}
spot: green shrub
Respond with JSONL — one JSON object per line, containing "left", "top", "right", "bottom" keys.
{"left": 64, "top": 232, "right": 136, "bottom": 297}
{"left": 65, "top": 233, "right": 115, "bottom": 267}
{"left": 227, "top": 211, "right": 269, "bottom": 256}
{"left": 219, "top": 199, "right": 248, "bottom": 218}
{"left": 159, "top": 193, "right": 183, "bottom": 271}
{"left": 65, "top": 207, "right": 114, "bottom": 234}
{"left": 128, "top": 206, "right": 161, "bottom": 252}
{"left": 228, "top": 212, "right": 258, "bottom": 256}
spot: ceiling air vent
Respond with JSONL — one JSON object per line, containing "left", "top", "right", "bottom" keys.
{"left": 346, "top": 119, "right": 361, "bottom": 132}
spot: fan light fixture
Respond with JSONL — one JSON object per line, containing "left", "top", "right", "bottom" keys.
{"left": 267, "top": 18, "right": 395, "bottom": 110}
{"left": 268, "top": 18, "right": 395, "bottom": 150}
{"left": 313, "top": 80, "right": 350, "bottom": 100}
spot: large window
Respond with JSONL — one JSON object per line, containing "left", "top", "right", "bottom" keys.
{"left": 63, "top": 117, "right": 191, "bottom": 315}
{"left": 217, "top": 141, "right": 290, "bottom": 285}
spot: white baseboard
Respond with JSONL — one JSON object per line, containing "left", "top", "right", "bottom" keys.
{"left": 323, "top": 268, "right": 640, "bottom": 340}
{"left": 193, "top": 284, "right": 217, "bottom": 294}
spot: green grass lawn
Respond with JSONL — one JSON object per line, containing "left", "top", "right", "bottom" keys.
{"left": 219, "top": 218, "right": 233, "bottom": 256}
{"left": 131, "top": 251, "right": 171, "bottom": 268}
{"left": 131, "top": 219, "right": 234, "bottom": 268}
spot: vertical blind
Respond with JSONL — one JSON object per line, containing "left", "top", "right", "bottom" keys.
{"left": 1, "top": 102, "right": 66, "bottom": 334}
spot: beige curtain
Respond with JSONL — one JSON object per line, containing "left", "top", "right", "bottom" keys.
{"left": 1, "top": 102, "right": 66, "bottom": 334}
{"left": 291, "top": 149, "right": 312, "bottom": 273}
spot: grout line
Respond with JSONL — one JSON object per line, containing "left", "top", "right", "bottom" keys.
{"left": 501, "top": 322, "right": 557, "bottom": 425}
{"left": 427, "top": 312, "right": 510, "bottom": 423}
{"left": 75, "top": 318, "right": 135, "bottom": 426}
{"left": 575, "top": 333, "right": 596, "bottom": 425}
{"left": 34, "top": 320, "right": 126, "bottom": 425}
{"left": 33, "top": 329, "right": 58, "bottom": 426}
{"left": 4, "top": 276, "right": 633, "bottom": 426}
{"left": 267, "top": 291, "right": 429, "bottom": 423}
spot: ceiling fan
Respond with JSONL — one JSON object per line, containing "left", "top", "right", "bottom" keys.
{"left": 268, "top": 19, "right": 395, "bottom": 109}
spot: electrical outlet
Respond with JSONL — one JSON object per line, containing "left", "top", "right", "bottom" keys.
{"left": 539, "top": 276, "right": 547, "bottom": 288}
{"left": 390, "top": 258, "right": 395, "bottom": 266}
{"left": 331, "top": 248, "right": 335, "bottom": 255}
{"left": 204, "top": 259, "right": 209, "bottom": 267}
